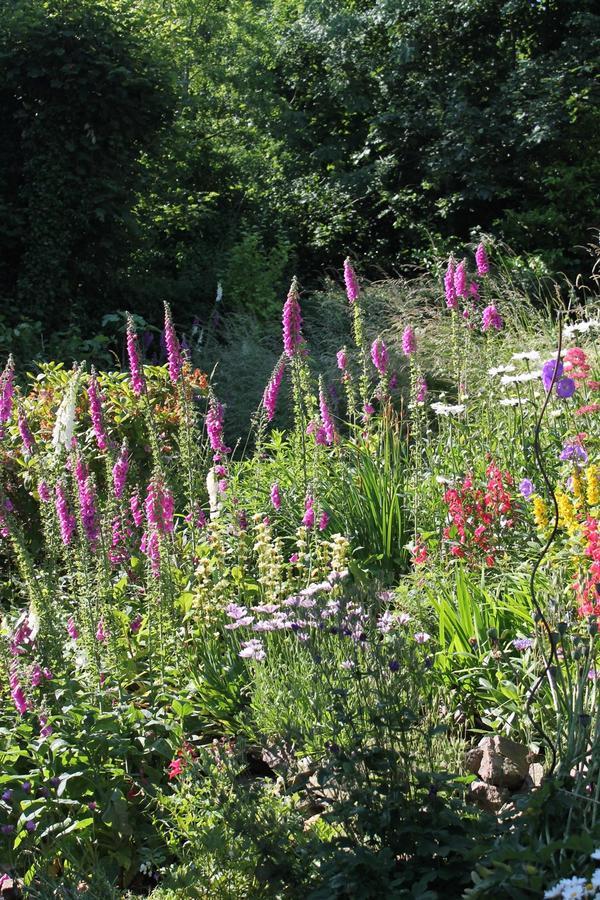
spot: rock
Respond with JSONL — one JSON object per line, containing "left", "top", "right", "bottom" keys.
{"left": 469, "top": 780, "right": 511, "bottom": 814}
{"left": 477, "top": 736, "right": 529, "bottom": 790}
{"left": 528, "top": 762, "right": 544, "bottom": 787}
{"left": 465, "top": 747, "right": 484, "bottom": 774}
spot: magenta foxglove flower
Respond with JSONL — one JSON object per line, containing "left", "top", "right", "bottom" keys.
{"left": 95, "top": 619, "right": 107, "bottom": 642}
{"left": 401, "top": 327, "right": 416, "bottom": 357}
{"left": 55, "top": 482, "right": 76, "bottom": 546}
{"left": 444, "top": 259, "right": 458, "bottom": 310}
{"left": 454, "top": 260, "right": 467, "bottom": 298}
{"left": 126, "top": 314, "right": 146, "bottom": 397}
{"left": 10, "top": 667, "right": 28, "bottom": 715}
{"left": 475, "top": 242, "right": 490, "bottom": 276}
{"left": 371, "top": 337, "right": 389, "bottom": 373}
{"left": 112, "top": 442, "right": 129, "bottom": 499}
{"left": 319, "top": 511, "right": 329, "bottom": 531}
{"left": 18, "top": 407, "right": 34, "bottom": 455}
{"left": 270, "top": 482, "right": 282, "bottom": 510}
{"left": 67, "top": 616, "right": 79, "bottom": 639}
{"left": 481, "top": 305, "right": 503, "bottom": 332}
{"left": 145, "top": 476, "right": 174, "bottom": 535}
{"left": 319, "top": 389, "right": 337, "bottom": 445}
{"left": 163, "top": 302, "right": 182, "bottom": 384}
{"left": 282, "top": 278, "right": 303, "bottom": 357}
{"left": 362, "top": 402, "right": 375, "bottom": 421}
{"left": 130, "top": 490, "right": 143, "bottom": 527}
{"left": 337, "top": 348, "right": 348, "bottom": 371}
{"left": 302, "top": 495, "right": 315, "bottom": 528}
{"left": 87, "top": 372, "right": 108, "bottom": 451}
{"left": 343, "top": 258, "right": 360, "bottom": 304}
{"left": 39, "top": 715, "right": 52, "bottom": 739}
{"left": 206, "top": 399, "right": 225, "bottom": 453}
{"left": 130, "top": 614, "right": 143, "bottom": 633}
{"left": 416, "top": 376, "right": 427, "bottom": 402}
{"left": 38, "top": 481, "right": 51, "bottom": 503}
{"left": 75, "top": 462, "right": 100, "bottom": 547}
{"left": 0, "top": 356, "right": 15, "bottom": 425}
{"left": 262, "top": 360, "right": 285, "bottom": 422}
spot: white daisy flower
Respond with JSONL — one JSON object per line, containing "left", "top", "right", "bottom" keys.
{"left": 430, "top": 402, "right": 466, "bottom": 416}
{"left": 488, "top": 364, "right": 516, "bottom": 376}
{"left": 512, "top": 350, "right": 541, "bottom": 361}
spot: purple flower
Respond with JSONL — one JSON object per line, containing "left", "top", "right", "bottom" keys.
{"left": 87, "top": 372, "right": 108, "bottom": 452}
{"left": 416, "top": 376, "right": 427, "bottom": 402}
{"left": 454, "top": 260, "right": 467, "bottom": 299}
{"left": 343, "top": 258, "right": 359, "bottom": 304}
{"left": 21, "top": 782, "right": 31, "bottom": 794}
{"left": 18, "top": 407, "right": 34, "bottom": 455}
{"left": 163, "top": 302, "right": 182, "bottom": 384}
{"left": 25, "top": 820, "right": 36, "bottom": 833}
{"left": 513, "top": 637, "right": 534, "bottom": 652}
{"left": 336, "top": 348, "right": 348, "bottom": 370}
{"left": 126, "top": 315, "right": 146, "bottom": 397}
{"left": 444, "top": 259, "right": 458, "bottom": 310}
{"left": 239, "top": 638, "right": 266, "bottom": 661}
{"left": 263, "top": 360, "right": 285, "bottom": 422}
{"left": 401, "top": 327, "right": 416, "bottom": 357}
{"left": 145, "top": 476, "right": 174, "bottom": 535}
{"left": 475, "top": 242, "right": 490, "bottom": 276}
{"left": 371, "top": 337, "right": 390, "bottom": 372}
{"left": 39, "top": 715, "right": 52, "bottom": 739}
{"left": 270, "top": 482, "right": 282, "bottom": 510}
{"left": 560, "top": 440, "right": 588, "bottom": 464}
{"left": 96, "top": 619, "right": 107, "bottom": 643}
{"left": 556, "top": 377, "right": 576, "bottom": 399}
{"left": 541, "top": 359, "right": 563, "bottom": 393}
{"left": 112, "top": 442, "right": 129, "bottom": 499}
{"left": 55, "top": 482, "right": 76, "bottom": 547}
{"left": 282, "top": 278, "right": 303, "bottom": 357}
{"left": 389, "top": 660, "right": 400, "bottom": 672}
{"left": 362, "top": 402, "right": 375, "bottom": 421}
{"left": 302, "top": 495, "right": 315, "bottom": 528}
{"left": 0, "top": 356, "right": 15, "bottom": 425}
{"left": 130, "top": 490, "right": 143, "bottom": 527}
{"left": 319, "top": 389, "right": 337, "bottom": 445}
{"left": 414, "top": 632, "right": 431, "bottom": 644}
{"left": 2, "top": 790, "right": 13, "bottom": 802}
{"left": 206, "top": 400, "right": 225, "bottom": 454}
{"left": 38, "top": 481, "right": 50, "bottom": 503}
{"left": 130, "top": 614, "right": 143, "bottom": 634}
{"left": 318, "top": 511, "right": 329, "bottom": 531}
{"left": 67, "top": 616, "right": 79, "bottom": 640}
{"left": 77, "top": 470, "right": 100, "bottom": 548}
{"left": 481, "top": 305, "right": 503, "bottom": 332}
{"left": 519, "top": 478, "right": 535, "bottom": 499}
{"left": 1, "top": 824, "right": 14, "bottom": 835}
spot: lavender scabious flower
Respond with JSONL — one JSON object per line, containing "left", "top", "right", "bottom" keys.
{"left": 444, "top": 259, "right": 458, "bottom": 310}
{"left": 55, "top": 482, "right": 76, "bottom": 546}
{"left": 270, "top": 482, "right": 282, "bottom": 510}
{"left": 336, "top": 348, "right": 348, "bottom": 371}
{"left": 282, "top": 278, "right": 303, "bottom": 357}
{"left": 519, "top": 478, "right": 535, "bottom": 499}
{"left": 18, "top": 407, "right": 34, "bottom": 455}
{"left": 126, "top": 314, "right": 146, "bottom": 397}
{"left": 163, "top": 302, "right": 182, "bottom": 384}
{"left": 206, "top": 399, "right": 225, "bottom": 453}
{"left": 343, "top": 258, "right": 359, "bottom": 304}
{"left": 112, "top": 442, "right": 129, "bottom": 499}
{"left": 401, "top": 327, "right": 416, "bottom": 357}
{"left": 262, "top": 360, "right": 285, "bottom": 422}
{"left": 481, "top": 305, "right": 503, "bottom": 332}
{"left": 475, "top": 242, "right": 490, "bottom": 276}
{"left": 454, "top": 260, "right": 467, "bottom": 299}
{"left": 319, "top": 388, "right": 337, "bottom": 445}
{"left": 302, "top": 495, "right": 315, "bottom": 528}
{"left": 513, "top": 637, "right": 533, "bottom": 651}
{"left": 556, "top": 377, "right": 576, "bottom": 399}
{"left": 541, "top": 358, "right": 564, "bottom": 393}
{"left": 371, "top": 337, "right": 389, "bottom": 373}
{"left": 0, "top": 356, "right": 15, "bottom": 425}
{"left": 239, "top": 638, "right": 266, "bottom": 661}
{"left": 87, "top": 372, "right": 108, "bottom": 451}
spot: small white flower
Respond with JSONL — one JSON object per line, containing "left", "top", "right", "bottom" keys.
{"left": 544, "top": 877, "right": 587, "bottom": 899}
{"left": 564, "top": 319, "right": 600, "bottom": 337}
{"left": 488, "top": 364, "right": 516, "bottom": 376}
{"left": 591, "top": 849, "right": 600, "bottom": 861}
{"left": 435, "top": 475, "right": 453, "bottom": 485}
{"left": 591, "top": 869, "right": 600, "bottom": 889}
{"left": 501, "top": 372, "right": 539, "bottom": 385}
{"left": 499, "top": 398, "right": 520, "bottom": 407}
{"left": 430, "top": 402, "right": 466, "bottom": 416}
{"left": 512, "top": 350, "right": 541, "bottom": 361}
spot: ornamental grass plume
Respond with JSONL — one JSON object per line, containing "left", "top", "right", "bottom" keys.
{"left": 444, "top": 259, "right": 458, "bottom": 310}
{"left": 481, "top": 305, "right": 503, "bottom": 332}
{"left": 263, "top": 359, "right": 285, "bottom": 422}
{"left": 282, "top": 277, "right": 303, "bottom": 357}
{"left": 126, "top": 314, "right": 146, "bottom": 397}
{"left": 163, "top": 302, "right": 182, "bottom": 384}
{"left": 401, "top": 327, "right": 416, "bottom": 357}
{"left": 475, "top": 242, "right": 490, "bottom": 276}
{"left": 0, "top": 356, "right": 14, "bottom": 426}
{"left": 343, "top": 258, "right": 359, "bottom": 304}
{"left": 371, "top": 337, "right": 389, "bottom": 372}
{"left": 87, "top": 371, "right": 108, "bottom": 451}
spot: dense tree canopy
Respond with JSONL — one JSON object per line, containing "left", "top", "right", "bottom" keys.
{"left": 0, "top": 0, "right": 598, "bottom": 337}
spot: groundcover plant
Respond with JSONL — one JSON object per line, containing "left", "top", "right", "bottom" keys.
{"left": 0, "top": 245, "right": 599, "bottom": 899}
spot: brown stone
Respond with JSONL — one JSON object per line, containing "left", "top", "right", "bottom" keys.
{"left": 469, "top": 780, "right": 511, "bottom": 814}
{"left": 477, "top": 736, "right": 529, "bottom": 790}
{"left": 465, "top": 747, "right": 484, "bottom": 774}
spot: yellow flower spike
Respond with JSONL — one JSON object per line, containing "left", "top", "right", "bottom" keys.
{"left": 586, "top": 464, "right": 600, "bottom": 507}
{"left": 555, "top": 490, "right": 579, "bottom": 535}
{"left": 532, "top": 495, "right": 549, "bottom": 529}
